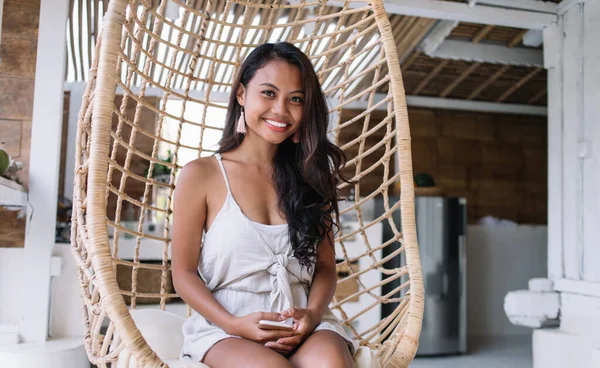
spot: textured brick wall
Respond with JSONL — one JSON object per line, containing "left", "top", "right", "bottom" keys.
{"left": 341, "top": 108, "right": 547, "bottom": 224}
{"left": 0, "top": 0, "right": 40, "bottom": 247}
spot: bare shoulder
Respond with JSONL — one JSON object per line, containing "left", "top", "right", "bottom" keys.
{"left": 174, "top": 156, "right": 219, "bottom": 200}
{"left": 176, "top": 156, "right": 218, "bottom": 185}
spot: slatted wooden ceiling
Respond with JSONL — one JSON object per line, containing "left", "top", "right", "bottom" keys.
{"left": 65, "top": 0, "right": 551, "bottom": 106}
{"left": 400, "top": 53, "right": 546, "bottom": 104}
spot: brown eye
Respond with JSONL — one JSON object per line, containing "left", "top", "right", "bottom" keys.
{"left": 262, "top": 90, "right": 275, "bottom": 97}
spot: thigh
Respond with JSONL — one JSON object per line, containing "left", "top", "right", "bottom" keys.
{"left": 289, "top": 330, "right": 353, "bottom": 368}
{"left": 204, "top": 337, "right": 294, "bottom": 368}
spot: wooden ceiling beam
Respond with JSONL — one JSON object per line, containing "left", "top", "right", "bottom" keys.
{"left": 497, "top": 67, "right": 541, "bottom": 102}
{"left": 472, "top": 25, "right": 493, "bottom": 43}
{"left": 413, "top": 59, "right": 449, "bottom": 95}
{"left": 351, "top": 17, "right": 435, "bottom": 97}
{"left": 440, "top": 62, "right": 481, "bottom": 97}
{"left": 508, "top": 29, "right": 528, "bottom": 47}
{"left": 468, "top": 64, "right": 510, "bottom": 100}
{"left": 402, "top": 51, "right": 421, "bottom": 69}
{"left": 528, "top": 87, "right": 547, "bottom": 104}
{"left": 397, "top": 17, "right": 437, "bottom": 62}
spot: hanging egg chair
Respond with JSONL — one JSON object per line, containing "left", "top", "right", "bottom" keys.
{"left": 71, "top": 0, "right": 423, "bottom": 366}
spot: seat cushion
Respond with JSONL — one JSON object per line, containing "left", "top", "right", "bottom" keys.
{"left": 129, "top": 309, "right": 187, "bottom": 360}
{"left": 126, "top": 309, "right": 380, "bottom": 368}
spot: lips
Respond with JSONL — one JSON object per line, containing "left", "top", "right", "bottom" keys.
{"left": 264, "top": 118, "right": 290, "bottom": 132}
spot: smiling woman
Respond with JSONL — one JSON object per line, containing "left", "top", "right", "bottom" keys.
{"left": 171, "top": 42, "right": 358, "bottom": 368}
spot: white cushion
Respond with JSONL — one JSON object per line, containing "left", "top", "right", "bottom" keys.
{"left": 124, "top": 309, "right": 380, "bottom": 368}
{"left": 129, "top": 309, "right": 187, "bottom": 360}
{"left": 353, "top": 346, "right": 382, "bottom": 368}
{"left": 163, "top": 358, "right": 209, "bottom": 368}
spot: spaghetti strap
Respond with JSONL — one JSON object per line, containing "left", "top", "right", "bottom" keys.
{"left": 213, "top": 153, "right": 231, "bottom": 194}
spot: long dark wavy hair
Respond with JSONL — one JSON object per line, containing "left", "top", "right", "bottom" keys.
{"left": 217, "top": 42, "right": 352, "bottom": 273}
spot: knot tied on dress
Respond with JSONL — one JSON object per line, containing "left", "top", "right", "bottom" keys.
{"left": 267, "top": 253, "right": 294, "bottom": 313}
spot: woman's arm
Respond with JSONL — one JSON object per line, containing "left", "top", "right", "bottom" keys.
{"left": 305, "top": 224, "right": 337, "bottom": 324}
{"left": 171, "top": 160, "right": 237, "bottom": 333}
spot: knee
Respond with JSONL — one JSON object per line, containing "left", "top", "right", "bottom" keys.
{"left": 291, "top": 353, "right": 352, "bottom": 368}
{"left": 249, "top": 353, "right": 293, "bottom": 368}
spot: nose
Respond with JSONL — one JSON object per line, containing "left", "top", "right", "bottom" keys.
{"left": 272, "top": 96, "right": 289, "bottom": 115}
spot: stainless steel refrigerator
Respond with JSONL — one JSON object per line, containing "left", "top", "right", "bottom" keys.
{"left": 374, "top": 195, "right": 467, "bottom": 356}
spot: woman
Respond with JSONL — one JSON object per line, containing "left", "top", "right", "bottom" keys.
{"left": 172, "top": 42, "right": 357, "bottom": 368}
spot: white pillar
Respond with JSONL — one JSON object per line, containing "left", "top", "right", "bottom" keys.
{"left": 581, "top": 0, "right": 600, "bottom": 282}
{"left": 19, "top": 0, "right": 69, "bottom": 343}
{"left": 544, "top": 19, "right": 563, "bottom": 280}
{"left": 560, "top": 3, "right": 585, "bottom": 280}
{"left": 506, "top": 1, "right": 600, "bottom": 367}
{"left": 546, "top": 0, "right": 600, "bottom": 282}
{"left": 63, "top": 83, "right": 86, "bottom": 202}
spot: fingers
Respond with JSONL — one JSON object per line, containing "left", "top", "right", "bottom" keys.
{"left": 281, "top": 308, "right": 305, "bottom": 319}
{"left": 259, "top": 329, "right": 299, "bottom": 343}
{"left": 277, "top": 335, "right": 302, "bottom": 346}
{"left": 276, "top": 329, "right": 300, "bottom": 339}
{"left": 264, "top": 341, "right": 294, "bottom": 354}
{"left": 260, "top": 312, "right": 286, "bottom": 321}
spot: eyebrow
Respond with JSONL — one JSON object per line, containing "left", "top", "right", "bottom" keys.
{"left": 259, "top": 82, "right": 305, "bottom": 94}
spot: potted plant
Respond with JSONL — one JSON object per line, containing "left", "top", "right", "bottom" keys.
{"left": 144, "top": 150, "right": 176, "bottom": 235}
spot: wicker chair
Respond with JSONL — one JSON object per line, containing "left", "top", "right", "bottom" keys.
{"left": 71, "top": 0, "right": 423, "bottom": 367}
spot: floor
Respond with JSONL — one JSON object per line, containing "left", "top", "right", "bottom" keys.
{"left": 410, "top": 336, "right": 532, "bottom": 368}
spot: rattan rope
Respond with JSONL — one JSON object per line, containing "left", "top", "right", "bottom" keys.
{"left": 71, "top": 1, "right": 424, "bottom": 367}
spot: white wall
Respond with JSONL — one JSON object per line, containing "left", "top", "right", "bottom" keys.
{"left": 0, "top": 243, "right": 84, "bottom": 339}
{"left": 0, "top": 249, "right": 25, "bottom": 326}
{"left": 48, "top": 243, "right": 85, "bottom": 338}
{"left": 467, "top": 224, "right": 547, "bottom": 337}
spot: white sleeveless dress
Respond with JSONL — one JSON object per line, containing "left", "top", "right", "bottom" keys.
{"left": 180, "top": 153, "right": 359, "bottom": 363}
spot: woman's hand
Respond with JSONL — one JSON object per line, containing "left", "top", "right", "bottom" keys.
{"left": 228, "top": 312, "right": 300, "bottom": 348}
{"left": 265, "top": 308, "right": 318, "bottom": 353}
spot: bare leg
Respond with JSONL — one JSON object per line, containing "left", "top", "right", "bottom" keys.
{"left": 203, "top": 337, "right": 294, "bottom": 368}
{"left": 289, "top": 330, "right": 353, "bottom": 368}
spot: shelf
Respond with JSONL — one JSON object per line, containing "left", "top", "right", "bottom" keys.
{"left": 0, "top": 177, "right": 27, "bottom": 207}
{"left": 414, "top": 186, "right": 444, "bottom": 197}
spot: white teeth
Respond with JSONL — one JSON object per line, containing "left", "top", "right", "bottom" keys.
{"left": 265, "top": 119, "right": 288, "bottom": 128}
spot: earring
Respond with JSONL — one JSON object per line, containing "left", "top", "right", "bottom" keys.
{"left": 292, "top": 131, "right": 300, "bottom": 144}
{"left": 236, "top": 106, "right": 247, "bottom": 134}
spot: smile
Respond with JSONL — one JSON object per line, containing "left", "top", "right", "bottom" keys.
{"left": 264, "top": 119, "right": 290, "bottom": 131}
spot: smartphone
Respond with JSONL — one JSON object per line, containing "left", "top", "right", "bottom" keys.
{"left": 258, "top": 319, "right": 294, "bottom": 331}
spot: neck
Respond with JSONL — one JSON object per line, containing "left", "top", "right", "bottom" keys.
{"left": 230, "top": 129, "right": 278, "bottom": 166}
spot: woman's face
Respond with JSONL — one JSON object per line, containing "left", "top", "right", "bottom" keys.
{"left": 237, "top": 59, "right": 304, "bottom": 145}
